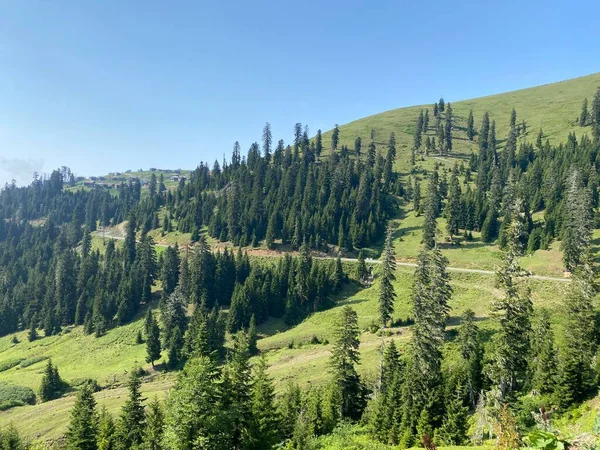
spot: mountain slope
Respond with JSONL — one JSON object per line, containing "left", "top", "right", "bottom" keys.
{"left": 321, "top": 72, "right": 600, "bottom": 170}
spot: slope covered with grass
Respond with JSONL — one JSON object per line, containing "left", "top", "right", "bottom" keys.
{"left": 321, "top": 72, "right": 600, "bottom": 173}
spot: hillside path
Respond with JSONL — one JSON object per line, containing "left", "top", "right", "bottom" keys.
{"left": 93, "top": 229, "right": 570, "bottom": 283}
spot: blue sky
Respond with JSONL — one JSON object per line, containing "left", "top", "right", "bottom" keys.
{"left": 1, "top": 0, "right": 599, "bottom": 185}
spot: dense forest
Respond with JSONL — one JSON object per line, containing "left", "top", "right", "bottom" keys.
{"left": 2, "top": 86, "right": 600, "bottom": 449}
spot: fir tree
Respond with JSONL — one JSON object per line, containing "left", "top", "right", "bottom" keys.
{"left": 368, "top": 129, "right": 376, "bottom": 167}
{"left": 558, "top": 261, "right": 597, "bottom": 406}
{"left": 331, "top": 124, "right": 340, "bottom": 152}
{"left": 457, "top": 309, "right": 482, "bottom": 407}
{"left": 39, "top": 359, "right": 65, "bottom": 402}
{"left": 329, "top": 306, "right": 365, "bottom": 420}
{"left": 248, "top": 314, "right": 258, "bottom": 356}
{"left": 143, "top": 397, "right": 164, "bottom": 450}
{"left": 561, "top": 169, "right": 593, "bottom": 272}
{"left": 115, "top": 369, "right": 146, "bottom": 450}
{"left": 422, "top": 176, "right": 439, "bottom": 250}
{"left": 489, "top": 199, "right": 533, "bottom": 399}
{"left": 65, "top": 384, "right": 98, "bottom": 450}
{"left": 249, "top": 357, "right": 281, "bottom": 449}
{"left": 580, "top": 98, "right": 589, "bottom": 126}
{"left": 437, "top": 384, "right": 468, "bottom": 446}
{"left": 466, "top": 109, "right": 475, "bottom": 141}
{"left": 530, "top": 309, "right": 558, "bottom": 395}
{"left": 592, "top": 87, "right": 600, "bottom": 141}
{"left": 379, "top": 225, "right": 396, "bottom": 327}
{"left": 161, "top": 356, "right": 228, "bottom": 449}
{"left": 97, "top": 407, "right": 116, "bottom": 450}
{"left": 28, "top": 316, "right": 38, "bottom": 342}
{"left": 356, "top": 250, "right": 369, "bottom": 285}
{"left": 145, "top": 310, "right": 161, "bottom": 368}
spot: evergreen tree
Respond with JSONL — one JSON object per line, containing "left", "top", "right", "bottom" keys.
{"left": 226, "top": 332, "right": 253, "bottom": 450}
{"left": 530, "top": 309, "right": 558, "bottom": 395}
{"left": 422, "top": 176, "right": 439, "bottom": 250}
{"left": 28, "top": 316, "right": 38, "bottom": 342}
{"left": 580, "top": 98, "right": 589, "bottom": 126}
{"left": 145, "top": 310, "right": 161, "bottom": 368}
{"left": 329, "top": 306, "right": 365, "bottom": 420}
{"left": 143, "top": 397, "right": 164, "bottom": 450}
{"left": 249, "top": 357, "right": 280, "bottom": 449}
{"left": 97, "top": 407, "right": 116, "bottom": 450}
{"left": 466, "top": 109, "right": 475, "bottom": 141}
{"left": 592, "top": 87, "right": 600, "bottom": 141}
{"left": 356, "top": 250, "right": 369, "bottom": 285}
{"left": 162, "top": 356, "right": 228, "bottom": 450}
{"left": 558, "top": 261, "right": 597, "bottom": 406}
{"left": 65, "top": 384, "right": 98, "bottom": 450}
{"left": 248, "top": 314, "right": 258, "bottom": 356}
{"left": 444, "top": 166, "right": 462, "bottom": 238}
{"left": 489, "top": 199, "right": 533, "bottom": 399}
{"left": 331, "top": 124, "right": 340, "bottom": 152}
{"left": 115, "top": 369, "right": 146, "bottom": 450}
{"left": 444, "top": 103, "right": 453, "bottom": 152}
{"left": 354, "top": 136, "right": 362, "bottom": 156}
{"left": 368, "top": 129, "right": 376, "bottom": 167}
{"left": 561, "top": 169, "right": 593, "bottom": 272}
{"left": 423, "top": 109, "right": 429, "bottom": 132}
{"left": 379, "top": 225, "right": 396, "bottom": 327}
{"left": 315, "top": 129, "right": 323, "bottom": 156}
{"left": 437, "top": 384, "right": 468, "bottom": 446}
{"left": 39, "top": 359, "right": 65, "bottom": 402}
{"left": 457, "top": 309, "right": 482, "bottom": 407}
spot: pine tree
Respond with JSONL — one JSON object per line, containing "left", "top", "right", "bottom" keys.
{"left": 592, "top": 87, "right": 600, "bottom": 141}
{"left": 356, "top": 250, "right": 369, "bottom": 285}
{"left": 423, "top": 109, "right": 429, "bottom": 132}
{"left": 558, "top": 261, "right": 597, "bottom": 406}
{"left": 438, "top": 384, "right": 468, "bottom": 446}
{"left": 368, "top": 129, "right": 376, "bottom": 167}
{"left": 530, "top": 309, "right": 558, "bottom": 395}
{"left": 227, "top": 332, "right": 253, "bottom": 450}
{"left": 422, "top": 176, "right": 439, "bottom": 250}
{"left": 329, "top": 306, "right": 365, "bottom": 420}
{"left": 143, "top": 397, "right": 164, "bottom": 450}
{"left": 466, "top": 109, "right": 475, "bottom": 141}
{"left": 39, "top": 359, "right": 64, "bottom": 402}
{"left": 444, "top": 103, "right": 453, "bottom": 152}
{"left": 97, "top": 407, "right": 116, "bottom": 450}
{"left": 249, "top": 356, "right": 281, "bottom": 449}
{"left": 561, "top": 169, "right": 593, "bottom": 272}
{"left": 379, "top": 225, "right": 396, "bottom": 327}
{"left": 444, "top": 166, "right": 462, "bottom": 238}
{"left": 248, "top": 314, "right": 258, "bottom": 356}
{"left": 28, "top": 316, "right": 38, "bottom": 342}
{"left": 161, "top": 356, "right": 227, "bottom": 449}
{"left": 331, "top": 124, "right": 340, "bottom": 152}
{"left": 315, "top": 129, "right": 323, "bottom": 156}
{"left": 65, "top": 384, "right": 98, "bottom": 450}
{"left": 457, "top": 309, "right": 482, "bottom": 407}
{"left": 580, "top": 98, "right": 589, "bottom": 126}
{"left": 489, "top": 199, "right": 533, "bottom": 399}
{"left": 145, "top": 310, "right": 161, "bottom": 368}
{"left": 115, "top": 369, "right": 146, "bottom": 450}
{"left": 354, "top": 136, "right": 362, "bottom": 156}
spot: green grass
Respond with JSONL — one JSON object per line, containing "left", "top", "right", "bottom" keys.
{"left": 319, "top": 72, "right": 600, "bottom": 177}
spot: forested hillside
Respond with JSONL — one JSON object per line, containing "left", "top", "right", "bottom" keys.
{"left": 1, "top": 74, "right": 600, "bottom": 449}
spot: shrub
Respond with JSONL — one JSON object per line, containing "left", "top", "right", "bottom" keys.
{"left": 19, "top": 355, "right": 49, "bottom": 368}
{"left": 0, "top": 358, "right": 24, "bottom": 373}
{"left": 0, "top": 382, "right": 36, "bottom": 410}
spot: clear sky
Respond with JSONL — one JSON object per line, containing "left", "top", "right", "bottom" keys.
{"left": 1, "top": 0, "right": 599, "bottom": 185}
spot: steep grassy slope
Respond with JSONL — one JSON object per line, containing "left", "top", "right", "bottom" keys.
{"left": 320, "top": 72, "right": 600, "bottom": 172}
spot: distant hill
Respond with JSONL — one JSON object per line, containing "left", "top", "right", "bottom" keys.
{"left": 320, "top": 72, "right": 600, "bottom": 172}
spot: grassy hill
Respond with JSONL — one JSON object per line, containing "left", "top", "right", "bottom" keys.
{"left": 320, "top": 72, "right": 600, "bottom": 174}
{"left": 3, "top": 73, "right": 600, "bottom": 442}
